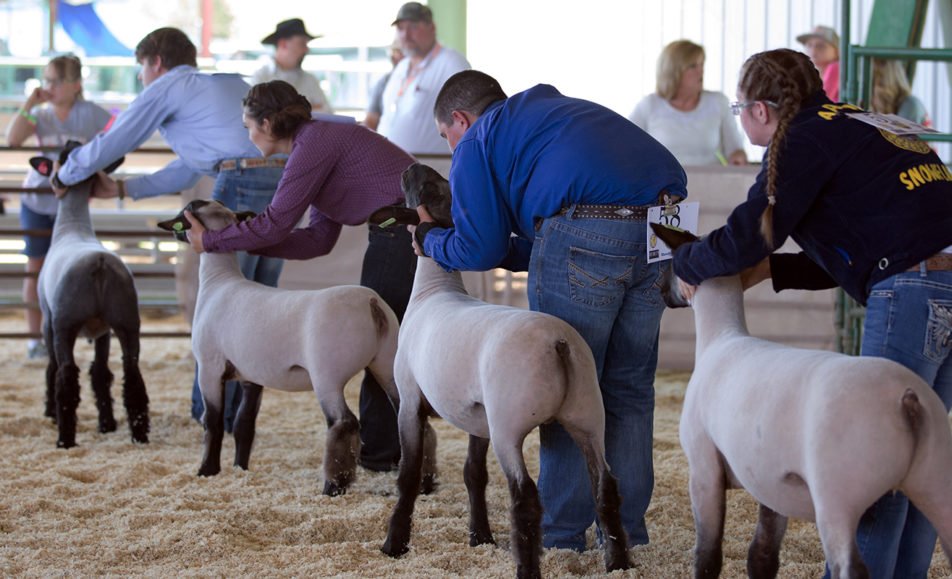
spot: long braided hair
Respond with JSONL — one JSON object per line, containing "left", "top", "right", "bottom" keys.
{"left": 737, "top": 49, "right": 822, "bottom": 248}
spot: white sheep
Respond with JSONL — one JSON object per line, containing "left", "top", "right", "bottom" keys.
{"left": 651, "top": 223, "right": 952, "bottom": 578}
{"left": 378, "top": 163, "right": 631, "bottom": 578}
{"left": 158, "top": 200, "right": 400, "bottom": 496}
{"left": 36, "top": 145, "right": 149, "bottom": 448}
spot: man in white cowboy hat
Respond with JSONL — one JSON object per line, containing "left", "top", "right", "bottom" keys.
{"left": 252, "top": 18, "right": 333, "bottom": 112}
{"left": 796, "top": 24, "right": 841, "bottom": 101}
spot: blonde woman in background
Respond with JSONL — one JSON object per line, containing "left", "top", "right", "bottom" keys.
{"left": 871, "top": 58, "right": 932, "bottom": 126}
{"left": 629, "top": 39, "right": 746, "bottom": 166}
{"left": 4, "top": 54, "right": 113, "bottom": 359}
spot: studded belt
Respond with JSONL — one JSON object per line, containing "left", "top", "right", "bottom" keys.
{"left": 560, "top": 203, "right": 650, "bottom": 220}
{"left": 906, "top": 252, "right": 952, "bottom": 272}
{"left": 217, "top": 158, "right": 287, "bottom": 171}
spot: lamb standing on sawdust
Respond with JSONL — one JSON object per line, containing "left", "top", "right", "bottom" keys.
{"left": 378, "top": 163, "right": 631, "bottom": 578}
{"left": 159, "top": 200, "right": 400, "bottom": 496}
{"left": 652, "top": 223, "right": 952, "bottom": 579}
{"left": 36, "top": 142, "right": 148, "bottom": 448}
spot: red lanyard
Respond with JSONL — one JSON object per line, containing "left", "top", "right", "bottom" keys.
{"left": 396, "top": 44, "right": 442, "bottom": 97}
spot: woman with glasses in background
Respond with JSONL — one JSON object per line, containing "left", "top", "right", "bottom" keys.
{"left": 629, "top": 39, "right": 747, "bottom": 167}
{"left": 4, "top": 54, "right": 113, "bottom": 359}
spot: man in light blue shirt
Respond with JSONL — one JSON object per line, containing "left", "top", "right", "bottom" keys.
{"left": 53, "top": 27, "right": 285, "bottom": 431}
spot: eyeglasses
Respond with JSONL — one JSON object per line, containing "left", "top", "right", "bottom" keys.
{"left": 730, "top": 100, "right": 779, "bottom": 115}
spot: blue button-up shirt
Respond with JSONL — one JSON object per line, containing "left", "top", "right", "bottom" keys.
{"left": 58, "top": 65, "right": 261, "bottom": 199}
{"left": 424, "top": 84, "right": 688, "bottom": 272}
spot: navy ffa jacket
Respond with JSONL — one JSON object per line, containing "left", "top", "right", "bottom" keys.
{"left": 673, "top": 91, "right": 952, "bottom": 305}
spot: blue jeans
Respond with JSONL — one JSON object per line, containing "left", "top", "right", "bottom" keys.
{"left": 835, "top": 268, "right": 952, "bottom": 578}
{"left": 529, "top": 210, "right": 665, "bottom": 550}
{"left": 191, "top": 166, "right": 285, "bottom": 428}
{"left": 20, "top": 204, "right": 55, "bottom": 257}
{"left": 357, "top": 222, "right": 417, "bottom": 470}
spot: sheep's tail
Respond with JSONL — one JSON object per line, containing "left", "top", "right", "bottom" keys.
{"left": 92, "top": 253, "right": 111, "bottom": 305}
{"left": 901, "top": 388, "right": 923, "bottom": 448}
{"left": 369, "top": 297, "right": 390, "bottom": 339}
{"left": 554, "top": 339, "right": 572, "bottom": 385}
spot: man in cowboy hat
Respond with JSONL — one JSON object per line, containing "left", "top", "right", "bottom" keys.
{"left": 252, "top": 18, "right": 333, "bottom": 112}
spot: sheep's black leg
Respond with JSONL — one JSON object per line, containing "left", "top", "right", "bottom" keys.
{"left": 89, "top": 333, "right": 117, "bottom": 434}
{"left": 114, "top": 325, "right": 149, "bottom": 444}
{"left": 747, "top": 503, "right": 787, "bottom": 578}
{"left": 420, "top": 420, "right": 438, "bottom": 495}
{"left": 594, "top": 467, "right": 631, "bottom": 571}
{"left": 198, "top": 375, "right": 227, "bottom": 477}
{"left": 43, "top": 320, "right": 57, "bottom": 421}
{"left": 566, "top": 427, "right": 631, "bottom": 572}
{"left": 508, "top": 473, "right": 543, "bottom": 579}
{"left": 691, "top": 469, "right": 727, "bottom": 579}
{"left": 464, "top": 434, "right": 494, "bottom": 546}
{"left": 233, "top": 381, "right": 263, "bottom": 470}
{"left": 382, "top": 399, "right": 428, "bottom": 557}
{"left": 52, "top": 325, "right": 81, "bottom": 448}
{"left": 321, "top": 395, "right": 360, "bottom": 497}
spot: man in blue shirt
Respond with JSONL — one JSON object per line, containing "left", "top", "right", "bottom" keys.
{"left": 52, "top": 27, "right": 285, "bottom": 431}
{"left": 414, "top": 70, "right": 687, "bottom": 551}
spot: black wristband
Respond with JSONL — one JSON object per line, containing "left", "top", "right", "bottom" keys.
{"left": 414, "top": 222, "right": 437, "bottom": 257}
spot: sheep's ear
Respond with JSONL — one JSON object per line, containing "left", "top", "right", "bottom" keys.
{"left": 157, "top": 212, "right": 191, "bottom": 243}
{"left": 649, "top": 222, "right": 698, "bottom": 250}
{"left": 29, "top": 156, "right": 55, "bottom": 177}
{"left": 235, "top": 210, "right": 256, "bottom": 223}
{"left": 368, "top": 206, "right": 419, "bottom": 227}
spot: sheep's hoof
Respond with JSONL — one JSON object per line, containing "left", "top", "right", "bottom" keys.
{"left": 130, "top": 433, "right": 149, "bottom": 445}
{"left": 98, "top": 417, "right": 118, "bottom": 433}
{"left": 197, "top": 464, "right": 220, "bottom": 477}
{"left": 323, "top": 480, "right": 348, "bottom": 497}
{"left": 469, "top": 531, "right": 495, "bottom": 547}
{"left": 606, "top": 550, "right": 632, "bottom": 572}
{"left": 381, "top": 537, "right": 409, "bottom": 558}
{"left": 421, "top": 474, "right": 438, "bottom": 495}
{"left": 516, "top": 564, "right": 542, "bottom": 579}
{"left": 56, "top": 438, "right": 76, "bottom": 449}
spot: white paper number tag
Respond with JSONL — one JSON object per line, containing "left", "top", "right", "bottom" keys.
{"left": 647, "top": 201, "right": 699, "bottom": 263}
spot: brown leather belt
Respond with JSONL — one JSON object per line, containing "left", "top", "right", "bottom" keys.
{"left": 560, "top": 203, "right": 650, "bottom": 220}
{"left": 218, "top": 158, "right": 287, "bottom": 171}
{"left": 907, "top": 253, "right": 952, "bottom": 272}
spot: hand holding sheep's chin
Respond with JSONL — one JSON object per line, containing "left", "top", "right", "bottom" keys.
{"left": 91, "top": 172, "right": 118, "bottom": 199}
{"left": 407, "top": 224, "right": 425, "bottom": 256}
{"left": 183, "top": 210, "right": 206, "bottom": 253}
{"left": 740, "top": 257, "right": 771, "bottom": 290}
{"left": 678, "top": 278, "right": 697, "bottom": 302}
{"left": 49, "top": 161, "right": 67, "bottom": 197}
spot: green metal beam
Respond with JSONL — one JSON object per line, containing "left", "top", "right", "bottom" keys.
{"left": 428, "top": 0, "right": 466, "bottom": 57}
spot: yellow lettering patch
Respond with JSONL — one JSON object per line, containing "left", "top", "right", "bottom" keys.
{"left": 899, "top": 163, "right": 952, "bottom": 191}
{"left": 818, "top": 103, "right": 863, "bottom": 121}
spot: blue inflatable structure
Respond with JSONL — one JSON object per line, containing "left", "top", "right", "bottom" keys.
{"left": 57, "top": 0, "right": 131, "bottom": 57}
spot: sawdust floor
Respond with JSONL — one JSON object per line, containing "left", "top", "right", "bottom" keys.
{"left": 0, "top": 311, "right": 949, "bottom": 577}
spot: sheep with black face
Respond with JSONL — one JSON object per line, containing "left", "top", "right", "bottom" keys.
{"left": 35, "top": 142, "right": 148, "bottom": 448}
{"left": 159, "top": 200, "right": 400, "bottom": 496}
{"left": 378, "top": 163, "right": 631, "bottom": 578}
